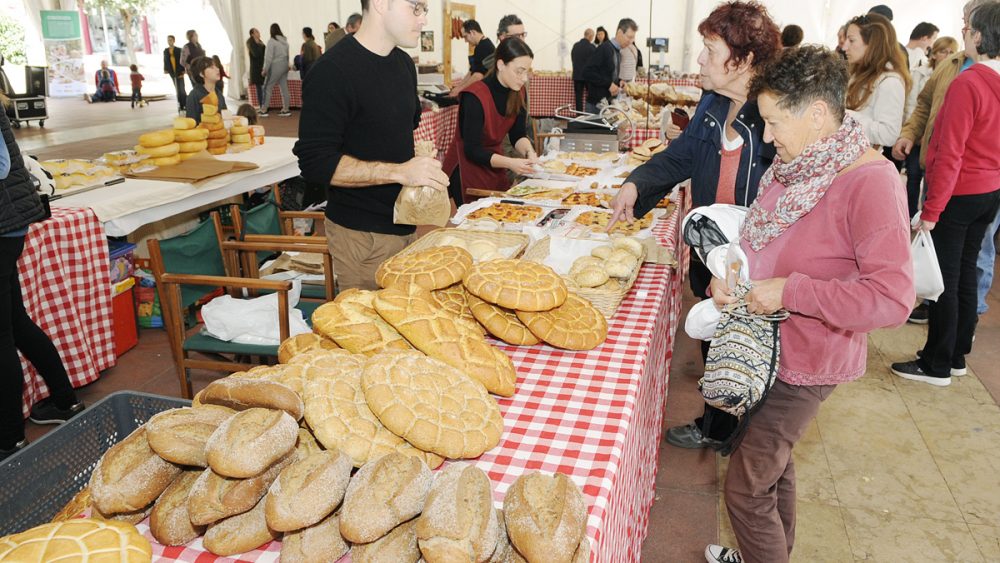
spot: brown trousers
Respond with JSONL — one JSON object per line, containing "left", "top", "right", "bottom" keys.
{"left": 324, "top": 219, "right": 415, "bottom": 291}
{"left": 724, "top": 379, "right": 836, "bottom": 563}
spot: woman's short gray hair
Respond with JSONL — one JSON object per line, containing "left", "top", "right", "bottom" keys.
{"left": 749, "top": 45, "right": 849, "bottom": 122}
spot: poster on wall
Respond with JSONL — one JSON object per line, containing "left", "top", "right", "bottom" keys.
{"left": 40, "top": 10, "right": 87, "bottom": 97}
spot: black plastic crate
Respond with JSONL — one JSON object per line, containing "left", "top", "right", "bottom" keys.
{"left": 0, "top": 391, "right": 189, "bottom": 536}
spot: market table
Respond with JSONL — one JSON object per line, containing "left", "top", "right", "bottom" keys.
{"left": 528, "top": 75, "right": 702, "bottom": 118}
{"left": 140, "top": 195, "right": 689, "bottom": 562}
{"left": 18, "top": 207, "right": 115, "bottom": 417}
{"left": 247, "top": 73, "right": 304, "bottom": 110}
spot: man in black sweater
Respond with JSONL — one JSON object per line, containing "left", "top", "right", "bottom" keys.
{"left": 583, "top": 18, "right": 638, "bottom": 113}
{"left": 449, "top": 20, "right": 495, "bottom": 96}
{"left": 162, "top": 35, "right": 186, "bottom": 112}
{"left": 294, "top": 0, "right": 448, "bottom": 291}
{"left": 571, "top": 29, "right": 596, "bottom": 111}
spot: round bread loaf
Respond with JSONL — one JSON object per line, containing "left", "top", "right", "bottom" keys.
{"left": 187, "top": 453, "right": 294, "bottom": 526}
{"left": 603, "top": 260, "right": 633, "bottom": 279}
{"left": 202, "top": 497, "right": 279, "bottom": 557}
{"left": 149, "top": 469, "right": 205, "bottom": 546}
{"left": 0, "top": 519, "right": 152, "bottom": 562}
{"left": 311, "top": 301, "right": 413, "bottom": 356}
{"left": 570, "top": 256, "right": 603, "bottom": 276}
{"left": 352, "top": 519, "right": 421, "bottom": 563}
{"left": 416, "top": 463, "right": 499, "bottom": 562}
{"left": 339, "top": 453, "right": 432, "bottom": 544}
{"left": 278, "top": 332, "right": 340, "bottom": 363}
{"left": 280, "top": 510, "right": 350, "bottom": 563}
{"left": 265, "top": 450, "right": 353, "bottom": 532}
{"left": 431, "top": 283, "right": 486, "bottom": 335}
{"left": 516, "top": 294, "right": 608, "bottom": 351}
{"left": 503, "top": 473, "right": 587, "bottom": 563}
{"left": 611, "top": 236, "right": 643, "bottom": 258}
{"left": 591, "top": 246, "right": 613, "bottom": 260}
{"left": 89, "top": 427, "right": 182, "bottom": 514}
{"left": 361, "top": 351, "right": 504, "bottom": 458}
{"left": 198, "top": 377, "right": 304, "bottom": 420}
{"left": 467, "top": 293, "right": 540, "bottom": 346}
{"left": 574, "top": 266, "right": 609, "bottom": 288}
{"left": 375, "top": 245, "right": 473, "bottom": 290}
{"left": 145, "top": 407, "right": 233, "bottom": 467}
{"left": 205, "top": 408, "right": 298, "bottom": 478}
{"left": 333, "top": 287, "right": 377, "bottom": 308}
{"left": 463, "top": 259, "right": 567, "bottom": 312}
{"left": 227, "top": 364, "right": 311, "bottom": 400}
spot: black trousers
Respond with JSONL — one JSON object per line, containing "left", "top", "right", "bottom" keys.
{"left": 688, "top": 255, "right": 740, "bottom": 440}
{"left": 881, "top": 146, "right": 904, "bottom": 172}
{"left": 172, "top": 75, "right": 187, "bottom": 110}
{"left": 130, "top": 88, "right": 142, "bottom": 107}
{"left": 0, "top": 236, "right": 77, "bottom": 447}
{"left": 920, "top": 190, "right": 1000, "bottom": 376}
{"left": 573, "top": 80, "right": 586, "bottom": 112}
{"left": 904, "top": 149, "right": 924, "bottom": 219}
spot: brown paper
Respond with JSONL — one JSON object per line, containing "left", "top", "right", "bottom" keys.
{"left": 641, "top": 237, "right": 677, "bottom": 267}
{"left": 126, "top": 155, "right": 259, "bottom": 183}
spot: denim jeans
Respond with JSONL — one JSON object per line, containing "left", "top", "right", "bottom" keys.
{"left": 976, "top": 204, "right": 1000, "bottom": 315}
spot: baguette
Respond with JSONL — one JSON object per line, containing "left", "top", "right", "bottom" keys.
{"left": 149, "top": 469, "right": 205, "bottom": 546}
{"left": 265, "top": 450, "right": 353, "bottom": 532}
{"left": 198, "top": 377, "right": 304, "bottom": 420}
{"left": 279, "top": 510, "right": 350, "bottom": 563}
{"left": 339, "top": 453, "right": 433, "bottom": 543}
{"left": 188, "top": 453, "right": 294, "bottom": 526}
{"left": 202, "top": 496, "right": 279, "bottom": 557}
{"left": 205, "top": 408, "right": 298, "bottom": 478}
{"left": 417, "top": 463, "right": 498, "bottom": 562}
{"left": 352, "top": 519, "right": 421, "bottom": 563}
{"left": 145, "top": 407, "right": 233, "bottom": 467}
{"left": 502, "top": 473, "right": 587, "bottom": 563}
{"left": 89, "top": 427, "right": 182, "bottom": 514}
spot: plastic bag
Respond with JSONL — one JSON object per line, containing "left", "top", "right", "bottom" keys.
{"left": 201, "top": 281, "right": 311, "bottom": 345}
{"left": 393, "top": 141, "right": 451, "bottom": 227}
{"left": 911, "top": 229, "right": 944, "bottom": 301}
{"left": 685, "top": 298, "right": 722, "bottom": 340}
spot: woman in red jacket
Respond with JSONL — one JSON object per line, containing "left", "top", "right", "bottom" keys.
{"left": 892, "top": 3, "right": 1000, "bottom": 386}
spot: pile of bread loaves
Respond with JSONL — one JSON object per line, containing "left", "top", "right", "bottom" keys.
{"left": 567, "top": 237, "right": 644, "bottom": 289}
{"left": 626, "top": 138, "right": 667, "bottom": 166}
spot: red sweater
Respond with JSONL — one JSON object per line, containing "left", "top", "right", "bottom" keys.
{"left": 742, "top": 160, "right": 914, "bottom": 386}
{"left": 923, "top": 64, "right": 1000, "bottom": 222}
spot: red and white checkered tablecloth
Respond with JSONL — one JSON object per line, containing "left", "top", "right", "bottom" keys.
{"left": 17, "top": 207, "right": 115, "bottom": 417}
{"left": 145, "top": 201, "right": 689, "bottom": 562}
{"left": 247, "top": 79, "right": 304, "bottom": 109}
{"left": 624, "top": 127, "right": 664, "bottom": 150}
{"left": 414, "top": 105, "right": 459, "bottom": 160}
{"left": 529, "top": 75, "right": 703, "bottom": 117}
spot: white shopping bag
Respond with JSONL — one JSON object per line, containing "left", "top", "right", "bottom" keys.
{"left": 201, "top": 280, "right": 311, "bottom": 345}
{"left": 911, "top": 230, "right": 944, "bottom": 302}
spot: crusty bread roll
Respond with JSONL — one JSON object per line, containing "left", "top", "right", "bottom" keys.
{"left": 611, "top": 236, "right": 643, "bottom": 258}
{"left": 89, "top": 427, "right": 181, "bottom": 514}
{"left": 488, "top": 509, "right": 526, "bottom": 563}
{"left": 590, "top": 246, "right": 613, "bottom": 260}
{"left": 90, "top": 500, "right": 154, "bottom": 526}
{"left": 603, "top": 260, "right": 632, "bottom": 279}
{"left": 205, "top": 408, "right": 298, "bottom": 478}
{"left": 574, "top": 266, "right": 609, "bottom": 288}
{"left": 352, "top": 519, "right": 421, "bottom": 563}
{"left": 0, "top": 519, "right": 152, "bottom": 562}
{"left": 417, "top": 463, "right": 499, "bottom": 562}
{"left": 187, "top": 453, "right": 294, "bottom": 526}
{"left": 375, "top": 245, "right": 473, "bottom": 290}
{"left": 145, "top": 407, "right": 233, "bottom": 467}
{"left": 265, "top": 450, "right": 353, "bottom": 532}
{"left": 278, "top": 332, "right": 340, "bottom": 363}
{"left": 202, "top": 496, "right": 279, "bottom": 557}
{"left": 502, "top": 473, "right": 587, "bottom": 563}
{"left": 294, "top": 426, "right": 324, "bottom": 460}
{"left": 339, "top": 453, "right": 432, "bottom": 544}
{"left": 198, "top": 377, "right": 304, "bottom": 420}
{"left": 280, "top": 510, "right": 350, "bottom": 563}
{"left": 463, "top": 259, "right": 567, "bottom": 312}
{"left": 149, "top": 469, "right": 205, "bottom": 546}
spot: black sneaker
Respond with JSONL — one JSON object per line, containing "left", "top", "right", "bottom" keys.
{"left": 665, "top": 422, "right": 723, "bottom": 450}
{"left": 705, "top": 544, "right": 743, "bottom": 563}
{"left": 908, "top": 303, "right": 929, "bottom": 324}
{"left": 277, "top": 110, "right": 292, "bottom": 117}
{"left": 0, "top": 439, "right": 28, "bottom": 461}
{"left": 258, "top": 108, "right": 269, "bottom": 117}
{"left": 891, "top": 360, "right": 950, "bottom": 387}
{"left": 28, "top": 398, "right": 85, "bottom": 425}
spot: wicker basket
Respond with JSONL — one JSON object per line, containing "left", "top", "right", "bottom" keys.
{"left": 523, "top": 237, "right": 646, "bottom": 318}
{"left": 402, "top": 227, "right": 531, "bottom": 259}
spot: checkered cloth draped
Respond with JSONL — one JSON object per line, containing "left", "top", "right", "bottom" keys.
{"left": 247, "top": 79, "right": 304, "bottom": 110}
{"left": 528, "top": 75, "right": 702, "bottom": 118}
{"left": 413, "top": 105, "right": 459, "bottom": 161}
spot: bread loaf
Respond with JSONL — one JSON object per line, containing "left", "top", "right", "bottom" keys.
{"left": 149, "top": 469, "right": 205, "bottom": 546}
{"left": 294, "top": 427, "right": 324, "bottom": 460}
{"left": 51, "top": 488, "right": 91, "bottom": 522}
{"left": 205, "top": 408, "right": 298, "bottom": 478}
{"left": 89, "top": 427, "right": 182, "bottom": 514}
{"left": 0, "top": 519, "right": 152, "bottom": 562}
{"left": 488, "top": 509, "right": 526, "bottom": 563}
{"left": 187, "top": 453, "right": 294, "bottom": 526}
{"left": 280, "top": 510, "right": 350, "bottom": 563}
{"left": 311, "top": 301, "right": 413, "bottom": 356}
{"left": 417, "top": 463, "right": 499, "bottom": 562}
{"left": 502, "top": 473, "right": 587, "bottom": 563}
{"left": 145, "top": 407, "right": 233, "bottom": 467}
{"left": 339, "top": 453, "right": 432, "bottom": 544}
{"left": 278, "top": 332, "right": 339, "bottom": 363}
{"left": 352, "top": 519, "right": 421, "bottom": 563}
{"left": 90, "top": 501, "right": 154, "bottom": 526}
{"left": 198, "top": 377, "right": 304, "bottom": 420}
{"left": 265, "top": 450, "right": 353, "bottom": 532}
{"left": 202, "top": 497, "right": 279, "bottom": 557}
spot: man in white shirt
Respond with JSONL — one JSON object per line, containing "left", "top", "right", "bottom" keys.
{"left": 906, "top": 22, "right": 940, "bottom": 69}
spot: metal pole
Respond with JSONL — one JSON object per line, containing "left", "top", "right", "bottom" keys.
{"left": 681, "top": 0, "right": 695, "bottom": 73}
{"left": 99, "top": 5, "right": 112, "bottom": 64}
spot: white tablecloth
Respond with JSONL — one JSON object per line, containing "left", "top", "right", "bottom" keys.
{"left": 50, "top": 137, "right": 299, "bottom": 237}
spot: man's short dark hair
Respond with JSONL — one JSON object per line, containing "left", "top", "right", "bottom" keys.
{"left": 167, "top": 34, "right": 175, "bottom": 41}
{"left": 750, "top": 45, "right": 849, "bottom": 122}
{"left": 497, "top": 14, "right": 523, "bottom": 37}
{"left": 187, "top": 56, "right": 214, "bottom": 85}
{"left": 910, "top": 22, "right": 940, "bottom": 40}
{"left": 463, "top": 20, "right": 483, "bottom": 34}
{"left": 972, "top": 2, "right": 1000, "bottom": 58}
{"left": 617, "top": 18, "right": 638, "bottom": 34}
{"left": 868, "top": 4, "right": 893, "bottom": 20}
{"left": 346, "top": 13, "right": 363, "bottom": 29}
{"left": 781, "top": 24, "right": 804, "bottom": 47}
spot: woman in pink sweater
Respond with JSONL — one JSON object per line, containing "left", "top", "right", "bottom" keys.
{"left": 704, "top": 46, "right": 913, "bottom": 563}
{"left": 892, "top": 3, "right": 1000, "bottom": 386}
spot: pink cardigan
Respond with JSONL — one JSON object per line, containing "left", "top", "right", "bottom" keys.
{"left": 741, "top": 160, "right": 914, "bottom": 386}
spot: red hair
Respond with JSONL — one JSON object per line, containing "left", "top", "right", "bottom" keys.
{"left": 697, "top": 1, "right": 782, "bottom": 70}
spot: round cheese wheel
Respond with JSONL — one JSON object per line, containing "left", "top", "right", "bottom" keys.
{"left": 135, "top": 143, "right": 180, "bottom": 158}
{"left": 230, "top": 125, "right": 249, "bottom": 136}
{"left": 230, "top": 133, "right": 251, "bottom": 144}
{"left": 150, "top": 154, "right": 181, "bottom": 167}
{"left": 207, "top": 146, "right": 228, "bottom": 155}
{"left": 174, "top": 128, "right": 209, "bottom": 142}
{"left": 207, "top": 128, "right": 228, "bottom": 140}
{"left": 207, "top": 138, "right": 229, "bottom": 149}
{"left": 178, "top": 140, "right": 208, "bottom": 153}
{"left": 200, "top": 112, "right": 221, "bottom": 124}
{"left": 201, "top": 104, "right": 219, "bottom": 117}
{"left": 138, "top": 129, "right": 175, "bottom": 148}
{"left": 173, "top": 117, "right": 196, "bottom": 130}
{"left": 177, "top": 152, "right": 198, "bottom": 161}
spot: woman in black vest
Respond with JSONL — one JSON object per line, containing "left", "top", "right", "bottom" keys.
{"left": 247, "top": 28, "right": 266, "bottom": 106}
{"left": 0, "top": 112, "right": 83, "bottom": 461}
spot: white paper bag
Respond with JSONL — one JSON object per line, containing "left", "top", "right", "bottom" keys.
{"left": 911, "top": 230, "right": 944, "bottom": 302}
{"left": 201, "top": 280, "right": 311, "bottom": 345}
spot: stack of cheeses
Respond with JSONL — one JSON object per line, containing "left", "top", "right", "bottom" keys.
{"left": 198, "top": 91, "right": 228, "bottom": 155}
{"left": 172, "top": 117, "right": 209, "bottom": 161}
{"left": 135, "top": 130, "right": 180, "bottom": 167}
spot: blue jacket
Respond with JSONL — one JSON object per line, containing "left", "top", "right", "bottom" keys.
{"left": 627, "top": 91, "right": 775, "bottom": 218}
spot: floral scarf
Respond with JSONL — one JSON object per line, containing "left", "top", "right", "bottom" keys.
{"left": 741, "top": 115, "right": 869, "bottom": 251}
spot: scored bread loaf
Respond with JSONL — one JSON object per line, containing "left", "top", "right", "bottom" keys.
{"left": 277, "top": 332, "right": 340, "bottom": 363}
{"left": 149, "top": 469, "right": 206, "bottom": 546}
{"left": 205, "top": 408, "right": 298, "bottom": 478}
{"left": 311, "top": 301, "right": 413, "bottom": 356}
{"left": 0, "top": 519, "right": 152, "bottom": 562}
{"left": 89, "top": 427, "right": 182, "bottom": 514}
{"left": 198, "top": 377, "right": 304, "bottom": 420}
{"left": 463, "top": 259, "right": 568, "bottom": 312}
{"left": 265, "top": 450, "right": 353, "bottom": 532}
{"left": 145, "top": 407, "right": 233, "bottom": 467}
{"left": 202, "top": 496, "right": 279, "bottom": 557}
{"left": 416, "top": 463, "right": 499, "bottom": 562}
{"left": 466, "top": 293, "right": 540, "bottom": 346}
{"left": 502, "top": 472, "right": 587, "bottom": 563}
{"left": 187, "top": 453, "right": 295, "bottom": 526}
{"left": 280, "top": 510, "right": 350, "bottom": 563}
{"left": 375, "top": 245, "right": 474, "bottom": 291}
{"left": 352, "top": 519, "right": 421, "bottom": 563}
{"left": 339, "top": 453, "right": 433, "bottom": 544}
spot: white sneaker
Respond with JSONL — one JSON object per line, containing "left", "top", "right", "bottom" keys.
{"left": 705, "top": 544, "right": 743, "bottom": 563}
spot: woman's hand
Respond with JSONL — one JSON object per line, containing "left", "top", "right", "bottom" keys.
{"left": 710, "top": 276, "right": 736, "bottom": 308}
{"left": 664, "top": 121, "right": 682, "bottom": 141}
{"left": 505, "top": 157, "right": 539, "bottom": 176}
{"left": 745, "top": 278, "right": 787, "bottom": 315}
